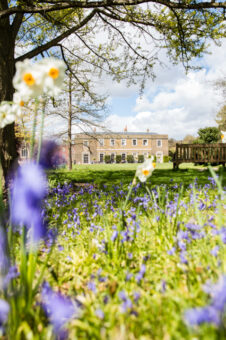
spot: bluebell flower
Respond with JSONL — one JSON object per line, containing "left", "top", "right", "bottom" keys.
{"left": 111, "top": 230, "right": 118, "bottom": 242}
{"left": 167, "top": 247, "right": 176, "bottom": 255}
{"left": 185, "top": 306, "right": 220, "bottom": 326}
{"left": 118, "top": 291, "right": 133, "bottom": 313}
{"left": 42, "top": 282, "right": 78, "bottom": 338}
{"left": 87, "top": 281, "right": 96, "bottom": 293}
{"left": 136, "top": 264, "right": 146, "bottom": 283}
{"left": 0, "top": 227, "right": 9, "bottom": 275}
{"left": 210, "top": 246, "right": 219, "bottom": 257}
{"left": 36, "top": 140, "right": 65, "bottom": 169}
{"left": 95, "top": 309, "right": 104, "bottom": 319}
{"left": 11, "top": 162, "right": 47, "bottom": 243}
{"left": 0, "top": 299, "right": 9, "bottom": 331}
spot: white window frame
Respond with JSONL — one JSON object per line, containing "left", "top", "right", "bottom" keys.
{"left": 83, "top": 153, "right": 90, "bottom": 164}
{"left": 83, "top": 140, "right": 89, "bottom": 147}
{"left": 157, "top": 140, "right": 162, "bottom": 147}
{"left": 99, "top": 139, "right": 104, "bottom": 146}
{"left": 110, "top": 153, "right": 116, "bottom": 163}
{"left": 110, "top": 139, "right": 115, "bottom": 146}
{"left": 132, "top": 139, "right": 137, "bottom": 146}
{"left": 99, "top": 153, "right": 105, "bottom": 163}
{"left": 156, "top": 151, "right": 163, "bottom": 163}
{"left": 143, "top": 139, "right": 148, "bottom": 146}
{"left": 121, "top": 153, "right": 127, "bottom": 161}
{"left": 143, "top": 152, "right": 149, "bottom": 159}
{"left": 121, "top": 139, "right": 127, "bottom": 146}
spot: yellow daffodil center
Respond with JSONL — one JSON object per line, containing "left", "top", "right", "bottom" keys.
{"left": 142, "top": 169, "right": 150, "bottom": 176}
{"left": 20, "top": 100, "right": 24, "bottom": 107}
{"left": 221, "top": 135, "right": 224, "bottom": 139}
{"left": 153, "top": 162, "right": 156, "bottom": 168}
{"left": 48, "top": 67, "right": 59, "bottom": 79}
{"left": 23, "top": 73, "right": 35, "bottom": 86}
{"left": 2, "top": 112, "right": 6, "bottom": 119}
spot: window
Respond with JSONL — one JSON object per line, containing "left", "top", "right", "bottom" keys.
{"left": 83, "top": 140, "right": 89, "bottom": 147}
{"left": 143, "top": 139, "right": 148, "bottom": 146}
{"left": 121, "top": 153, "right": 126, "bottom": 162}
{"left": 157, "top": 140, "right": 162, "bottom": 147}
{"left": 121, "top": 139, "right": 126, "bottom": 146}
{"left": 99, "top": 139, "right": 104, "bottom": 146}
{"left": 110, "top": 139, "right": 115, "bottom": 146}
{"left": 132, "top": 139, "right": 137, "bottom": 146}
{"left": 100, "top": 153, "right": 104, "bottom": 163}
{"left": 110, "top": 153, "right": 115, "bottom": 163}
{"left": 21, "top": 147, "right": 28, "bottom": 158}
{"left": 83, "top": 153, "right": 89, "bottom": 163}
{"left": 144, "top": 152, "right": 148, "bottom": 159}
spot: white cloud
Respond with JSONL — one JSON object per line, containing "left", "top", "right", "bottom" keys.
{"left": 104, "top": 40, "right": 226, "bottom": 139}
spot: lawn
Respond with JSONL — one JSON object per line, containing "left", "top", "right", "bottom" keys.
{"left": 1, "top": 162, "right": 225, "bottom": 339}
{"left": 49, "top": 163, "right": 226, "bottom": 188}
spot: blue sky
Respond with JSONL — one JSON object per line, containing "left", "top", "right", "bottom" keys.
{"left": 100, "top": 40, "right": 226, "bottom": 140}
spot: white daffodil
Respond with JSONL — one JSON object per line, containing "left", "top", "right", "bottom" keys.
{"left": 0, "top": 101, "right": 17, "bottom": 128}
{"left": 38, "top": 57, "right": 66, "bottom": 97}
{"left": 136, "top": 156, "right": 156, "bottom": 182}
{"left": 13, "top": 91, "right": 29, "bottom": 117}
{"left": 13, "top": 59, "right": 44, "bottom": 99}
{"left": 221, "top": 131, "right": 226, "bottom": 143}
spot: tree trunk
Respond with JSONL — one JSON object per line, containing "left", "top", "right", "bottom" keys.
{"left": 68, "top": 74, "right": 72, "bottom": 170}
{"left": 0, "top": 3, "right": 18, "bottom": 189}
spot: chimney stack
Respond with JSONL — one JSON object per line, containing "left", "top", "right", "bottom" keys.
{"left": 93, "top": 127, "right": 96, "bottom": 132}
{"left": 147, "top": 128, "right": 149, "bottom": 133}
{"left": 124, "top": 125, "right": 127, "bottom": 132}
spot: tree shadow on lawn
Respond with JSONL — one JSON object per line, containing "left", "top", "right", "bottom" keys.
{"left": 49, "top": 167, "right": 226, "bottom": 188}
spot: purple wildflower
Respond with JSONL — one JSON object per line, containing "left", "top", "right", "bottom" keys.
{"left": 11, "top": 162, "right": 47, "bottom": 243}
{"left": 87, "top": 281, "right": 96, "bottom": 293}
{"left": 0, "top": 299, "right": 9, "bottom": 330}
{"left": 111, "top": 230, "right": 118, "bottom": 242}
{"left": 185, "top": 306, "right": 220, "bottom": 326}
{"left": 95, "top": 309, "right": 104, "bottom": 319}
{"left": 210, "top": 246, "right": 219, "bottom": 257}
{"left": 118, "top": 291, "right": 133, "bottom": 313}
{"left": 42, "top": 282, "right": 77, "bottom": 338}
{"left": 167, "top": 247, "right": 176, "bottom": 255}
{"left": 136, "top": 264, "right": 146, "bottom": 283}
{"left": 36, "top": 140, "right": 65, "bottom": 169}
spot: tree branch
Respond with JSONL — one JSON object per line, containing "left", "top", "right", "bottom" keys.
{"left": 15, "top": 9, "right": 97, "bottom": 61}
{"left": 1, "top": 1, "right": 226, "bottom": 20}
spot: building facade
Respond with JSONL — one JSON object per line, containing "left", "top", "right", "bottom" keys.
{"left": 67, "top": 130, "right": 168, "bottom": 164}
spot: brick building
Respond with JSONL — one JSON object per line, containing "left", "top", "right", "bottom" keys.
{"left": 64, "top": 129, "right": 168, "bottom": 164}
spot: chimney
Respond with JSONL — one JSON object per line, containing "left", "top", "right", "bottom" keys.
{"left": 147, "top": 128, "right": 149, "bottom": 133}
{"left": 93, "top": 127, "right": 96, "bottom": 132}
{"left": 124, "top": 125, "right": 127, "bottom": 132}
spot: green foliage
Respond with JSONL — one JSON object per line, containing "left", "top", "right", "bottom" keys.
{"left": 127, "top": 154, "right": 134, "bottom": 163}
{"left": 163, "top": 155, "right": 170, "bottom": 163}
{"left": 138, "top": 155, "right": 144, "bottom": 163}
{"left": 197, "top": 127, "right": 221, "bottom": 144}
{"left": 116, "top": 155, "right": 122, "bottom": 163}
{"left": 104, "top": 155, "right": 111, "bottom": 164}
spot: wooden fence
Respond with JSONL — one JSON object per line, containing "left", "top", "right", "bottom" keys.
{"left": 173, "top": 143, "right": 226, "bottom": 169}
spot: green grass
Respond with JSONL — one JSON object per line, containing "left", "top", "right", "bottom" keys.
{"left": 49, "top": 163, "right": 226, "bottom": 188}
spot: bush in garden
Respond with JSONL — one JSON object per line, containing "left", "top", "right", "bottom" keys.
{"left": 127, "top": 155, "right": 134, "bottom": 163}
{"left": 163, "top": 155, "right": 170, "bottom": 163}
{"left": 104, "top": 155, "right": 111, "bottom": 164}
{"left": 116, "top": 155, "right": 122, "bottom": 163}
{"left": 138, "top": 155, "right": 144, "bottom": 163}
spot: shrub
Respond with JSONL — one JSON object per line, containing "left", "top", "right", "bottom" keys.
{"left": 163, "top": 155, "right": 170, "bottom": 163}
{"left": 104, "top": 155, "right": 111, "bottom": 164}
{"left": 127, "top": 155, "right": 134, "bottom": 163}
{"left": 116, "top": 155, "right": 122, "bottom": 163}
{"left": 138, "top": 155, "right": 144, "bottom": 163}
